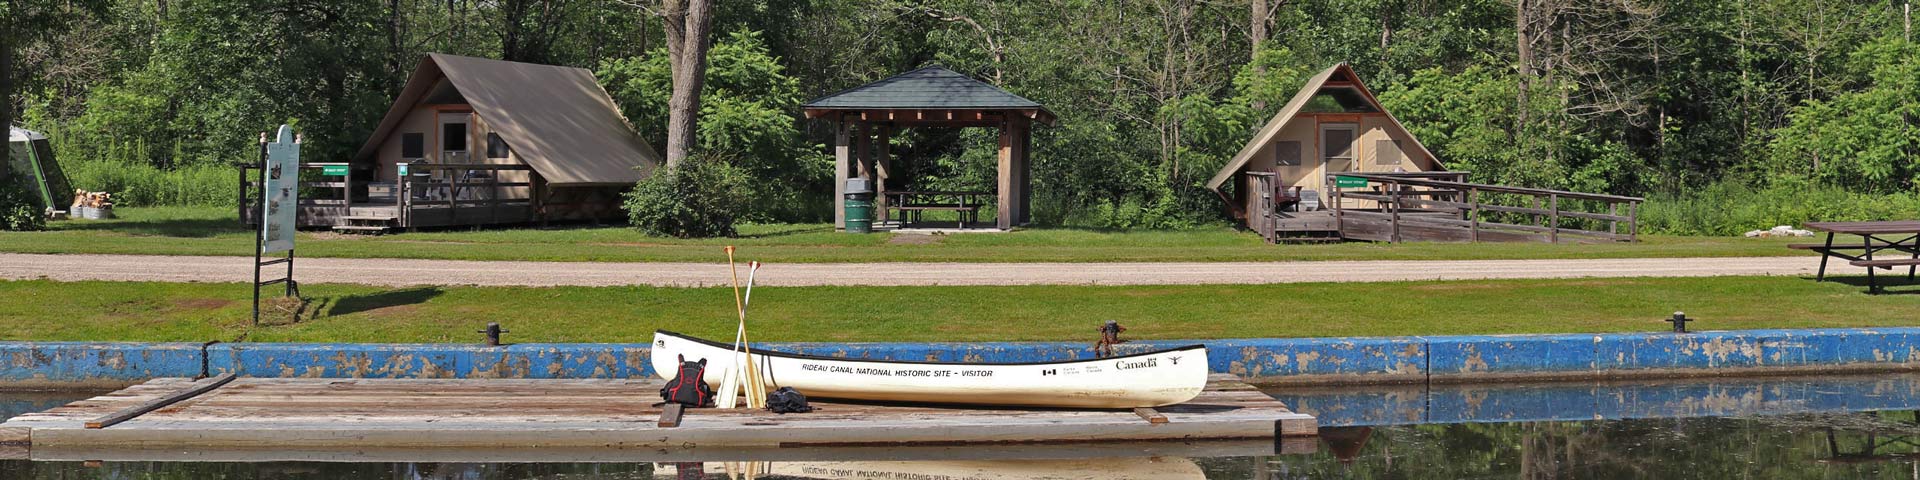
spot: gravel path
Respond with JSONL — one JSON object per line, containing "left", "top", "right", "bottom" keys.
{"left": 0, "top": 253, "right": 1819, "bottom": 287}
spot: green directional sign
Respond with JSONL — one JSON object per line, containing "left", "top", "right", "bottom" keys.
{"left": 321, "top": 165, "right": 348, "bottom": 176}
{"left": 1334, "top": 175, "right": 1368, "bottom": 188}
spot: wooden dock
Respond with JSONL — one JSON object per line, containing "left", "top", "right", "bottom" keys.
{"left": 0, "top": 374, "right": 1314, "bottom": 452}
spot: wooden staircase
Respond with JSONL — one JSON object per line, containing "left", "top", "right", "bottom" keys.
{"left": 333, "top": 207, "right": 400, "bottom": 235}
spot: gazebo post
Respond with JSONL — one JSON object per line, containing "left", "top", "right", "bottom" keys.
{"left": 833, "top": 119, "right": 851, "bottom": 230}
{"left": 1006, "top": 119, "right": 1021, "bottom": 229}
{"left": 1016, "top": 118, "right": 1032, "bottom": 225}
{"left": 855, "top": 123, "right": 874, "bottom": 185}
{"left": 876, "top": 126, "right": 893, "bottom": 225}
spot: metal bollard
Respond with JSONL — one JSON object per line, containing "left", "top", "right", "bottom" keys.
{"left": 478, "top": 323, "right": 510, "bottom": 346}
{"left": 1667, "top": 312, "right": 1692, "bottom": 333}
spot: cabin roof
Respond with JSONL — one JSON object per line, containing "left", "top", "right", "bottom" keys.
{"left": 1204, "top": 63, "right": 1440, "bottom": 192}
{"left": 354, "top": 54, "right": 661, "bottom": 186}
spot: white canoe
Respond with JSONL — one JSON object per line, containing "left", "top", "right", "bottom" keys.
{"left": 656, "top": 457, "right": 1206, "bottom": 480}
{"left": 651, "top": 330, "right": 1209, "bottom": 409}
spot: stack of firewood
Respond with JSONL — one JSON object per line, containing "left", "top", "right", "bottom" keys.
{"left": 69, "top": 189, "right": 115, "bottom": 219}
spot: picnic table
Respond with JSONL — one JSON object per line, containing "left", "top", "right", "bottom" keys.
{"left": 884, "top": 190, "right": 992, "bottom": 229}
{"left": 1798, "top": 221, "right": 1920, "bottom": 293}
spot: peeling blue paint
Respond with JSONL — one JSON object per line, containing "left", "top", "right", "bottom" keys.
{"left": 5, "top": 327, "right": 1920, "bottom": 386}
{"left": 0, "top": 342, "right": 203, "bottom": 386}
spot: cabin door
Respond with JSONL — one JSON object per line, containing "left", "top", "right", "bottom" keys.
{"left": 439, "top": 113, "right": 472, "bottom": 164}
{"left": 1319, "top": 123, "right": 1357, "bottom": 201}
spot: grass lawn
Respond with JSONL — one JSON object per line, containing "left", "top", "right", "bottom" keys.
{"left": 0, "top": 207, "right": 1812, "bottom": 263}
{"left": 3, "top": 275, "right": 1914, "bottom": 343}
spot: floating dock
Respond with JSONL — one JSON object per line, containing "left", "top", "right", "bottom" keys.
{"left": 0, "top": 374, "right": 1314, "bottom": 453}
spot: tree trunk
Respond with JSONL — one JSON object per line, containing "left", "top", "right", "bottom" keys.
{"left": 1514, "top": 0, "right": 1532, "bottom": 130}
{"left": 1250, "top": 0, "right": 1268, "bottom": 49}
{"left": 1, "top": 35, "right": 13, "bottom": 135}
{"left": 661, "top": 0, "right": 713, "bottom": 168}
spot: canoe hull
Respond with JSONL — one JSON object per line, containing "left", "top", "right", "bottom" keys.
{"left": 650, "top": 331, "right": 1208, "bottom": 409}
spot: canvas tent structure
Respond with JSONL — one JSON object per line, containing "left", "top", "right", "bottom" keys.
{"left": 1208, "top": 63, "right": 1643, "bottom": 244}
{"left": 7, "top": 126, "right": 71, "bottom": 213}
{"left": 243, "top": 53, "right": 661, "bottom": 233}
{"left": 1206, "top": 63, "right": 1442, "bottom": 222}
{"left": 804, "top": 66, "right": 1055, "bottom": 231}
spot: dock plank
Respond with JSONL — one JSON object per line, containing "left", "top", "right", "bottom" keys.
{"left": 3, "top": 375, "right": 1314, "bottom": 449}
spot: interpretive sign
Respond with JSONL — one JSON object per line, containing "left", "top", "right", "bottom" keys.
{"left": 260, "top": 126, "right": 300, "bottom": 254}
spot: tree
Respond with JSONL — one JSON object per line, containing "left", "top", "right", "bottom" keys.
{"left": 617, "top": 0, "right": 714, "bottom": 168}
{"left": 1, "top": 0, "right": 109, "bottom": 133}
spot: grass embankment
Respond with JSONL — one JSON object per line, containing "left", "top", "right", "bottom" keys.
{"left": 0, "top": 207, "right": 1811, "bottom": 263}
{"left": 3, "top": 275, "right": 1914, "bottom": 343}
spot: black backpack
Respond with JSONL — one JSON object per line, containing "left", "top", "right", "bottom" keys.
{"left": 766, "top": 386, "right": 813, "bottom": 414}
{"left": 659, "top": 355, "right": 715, "bottom": 407}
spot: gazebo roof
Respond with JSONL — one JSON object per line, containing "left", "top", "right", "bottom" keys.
{"left": 803, "top": 66, "right": 1054, "bottom": 125}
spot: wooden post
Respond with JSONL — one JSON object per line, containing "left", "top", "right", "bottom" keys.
{"left": 1548, "top": 194, "right": 1559, "bottom": 243}
{"left": 833, "top": 121, "right": 851, "bottom": 230}
{"left": 854, "top": 123, "right": 874, "bottom": 181}
{"left": 1332, "top": 175, "right": 1344, "bottom": 238}
{"left": 1610, "top": 202, "right": 1619, "bottom": 236}
{"left": 1532, "top": 196, "right": 1543, "bottom": 227}
{"left": 1389, "top": 182, "right": 1401, "bottom": 243}
{"left": 1017, "top": 119, "right": 1032, "bottom": 225}
{"left": 447, "top": 167, "right": 457, "bottom": 225}
{"left": 487, "top": 168, "right": 500, "bottom": 225}
{"left": 1006, "top": 119, "right": 1021, "bottom": 229}
{"left": 1469, "top": 188, "right": 1480, "bottom": 243}
{"left": 875, "top": 126, "right": 892, "bottom": 225}
{"left": 1629, "top": 201, "right": 1639, "bottom": 242}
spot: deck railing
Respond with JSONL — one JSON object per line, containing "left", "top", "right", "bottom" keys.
{"left": 236, "top": 162, "right": 354, "bottom": 225}
{"left": 395, "top": 163, "right": 536, "bottom": 227}
{"left": 238, "top": 162, "right": 537, "bottom": 228}
{"left": 1329, "top": 172, "right": 1642, "bottom": 243}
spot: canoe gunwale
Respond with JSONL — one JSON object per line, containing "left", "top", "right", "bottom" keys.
{"left": 654, "top": 330, "right": 1206, "bottom": 367}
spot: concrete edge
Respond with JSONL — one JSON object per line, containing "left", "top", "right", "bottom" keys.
{"left": 2, "top": 327, "right": 1918, "bottom": 388}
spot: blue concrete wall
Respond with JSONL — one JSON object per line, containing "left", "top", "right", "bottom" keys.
{"left": 2, "top": 327, "right": 1919, "bottom": 385}
{"left": 0, "top": 342, "right": 203, "bottom": 386}
{"left": 207, "top": 343, "right": 654, "bottom": 379}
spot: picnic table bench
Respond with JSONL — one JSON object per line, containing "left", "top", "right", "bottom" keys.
{"left": 884, "top": 190, "right": 991, "bottom": 229}
{"left": 1801, "top": 221, "right": 1920, "bottom": 293}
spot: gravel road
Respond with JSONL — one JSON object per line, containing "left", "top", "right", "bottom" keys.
{"left": 0, "top": 253, "right": 1818, "bottom": 287}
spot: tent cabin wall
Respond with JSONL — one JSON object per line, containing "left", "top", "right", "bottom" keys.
{"left": 1234, "top": 112, "right": 1436, "bottom": 218}
{"left": 369, "top": 88, "right": 530, "bottom": 201}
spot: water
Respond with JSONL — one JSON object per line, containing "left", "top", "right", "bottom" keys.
{"left": 6, "top": 373, "right": 1920, "bottom": 479}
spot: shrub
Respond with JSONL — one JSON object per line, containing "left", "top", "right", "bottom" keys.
{"left": 624, "top": 156, "right": 751, "bottom": 238}
{"left": 0, "top": 183, "right": 47, "bottom": 231}
{"left": 1640, "top": 179, "right": 1920, "bottom": 236}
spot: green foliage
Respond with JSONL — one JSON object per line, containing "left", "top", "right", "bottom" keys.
{"left": 1641, "top": 179, "right": 1920, "bottom": 236}
{"left": 1767, "top": 36, "right": 1920, "bottom": 193}
{"left": 0, "top": 181, "right": 45, "bottom": 231}
{"left": 624, "top": 155, "right": 751, "bottom": 238}
{"left": 600, "top": 30, "right": 828, "bottom": 221}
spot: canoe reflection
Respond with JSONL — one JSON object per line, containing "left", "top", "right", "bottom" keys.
{"left": 655, "top": 457, "right": 1206, "bottom": 480}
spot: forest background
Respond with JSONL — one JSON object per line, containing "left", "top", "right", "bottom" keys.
{"left": 3, "top": 0, "right": 1917, "bottom": 235}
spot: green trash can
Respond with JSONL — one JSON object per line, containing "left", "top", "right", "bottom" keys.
{"left": 844, "top": 178, "right": 874, "bottom": 233}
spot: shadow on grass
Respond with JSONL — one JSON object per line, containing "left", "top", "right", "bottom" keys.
{"left": 736, "top": 225, "right": 834, "bottom": 239}
{"left": 1817, "top": 275, "right": 1920, "bottom": 295}
{"left": 318, "top": 287, "right": 445, "bottom": 317}
{"left": 54, "top": 216, "right": 249, "bottom": 238}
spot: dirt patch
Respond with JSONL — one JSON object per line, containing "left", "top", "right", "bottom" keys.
{"left": 886, "top": 234, "right": 943, "bottom": 246}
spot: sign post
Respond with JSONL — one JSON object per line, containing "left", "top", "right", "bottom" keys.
{"left": 253, "top": 125, "right": 301, "bottom": 325}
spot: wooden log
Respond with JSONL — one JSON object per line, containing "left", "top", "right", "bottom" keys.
{"left": 658, "top": 403, "right": 685, "bottom": 428}
{"left": 86, "top": 374, "right": 236, "bottom": 429}
{"left": 1133, "top": 407, "right": 1168, "bottom": 424}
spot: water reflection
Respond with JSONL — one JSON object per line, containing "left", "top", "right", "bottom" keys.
{"left": 9, "top": 374, "right": 1920, "bottom": 478}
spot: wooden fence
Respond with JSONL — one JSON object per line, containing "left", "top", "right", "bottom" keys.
{"left": 1330, "top": 172, "right": 1642, "bottom": 244}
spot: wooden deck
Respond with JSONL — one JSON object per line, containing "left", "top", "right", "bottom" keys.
{"left": 0, "top": 374, "right": 1314, "bottom": 453}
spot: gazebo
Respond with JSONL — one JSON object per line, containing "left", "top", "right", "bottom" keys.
{"left": 803, "top": 66, "right": 1055, "bottom": 231}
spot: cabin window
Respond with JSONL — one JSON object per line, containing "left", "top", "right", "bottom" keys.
{"left": 487, "top": 133, "right": 511, "bottom": 159}
{"left": 1375, "top": 140, "right": 1404, "bottom": 166}
{"left": 1273, "top": 141, "right": 1301, "bottom": 167}
{"left": 401, "top": 133, "right": 424, "bottom": 159}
